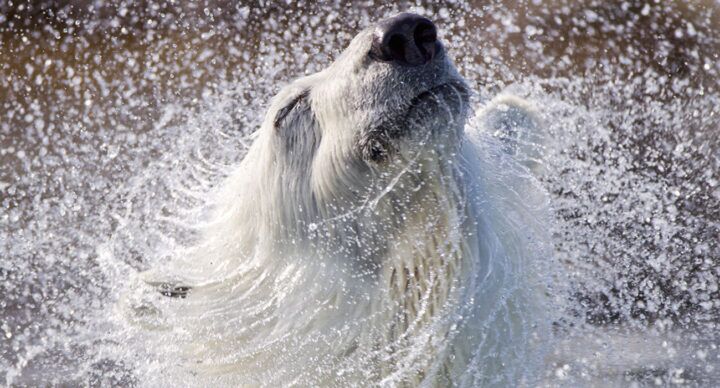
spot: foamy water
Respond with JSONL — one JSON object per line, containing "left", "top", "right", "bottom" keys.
{"left": 2, "top": 1, "right": 719, "bottom": 386}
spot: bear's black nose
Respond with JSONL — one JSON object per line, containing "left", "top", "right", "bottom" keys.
{"left": 370, "top": 13, "right": 439, "bottom": 66}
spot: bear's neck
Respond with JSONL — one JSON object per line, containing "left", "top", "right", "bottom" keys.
{"left": 304, "top": 149, "right": 473, "bottom": 324}
{"left": 375, "top": 153, "right": 472, "bottom": 331}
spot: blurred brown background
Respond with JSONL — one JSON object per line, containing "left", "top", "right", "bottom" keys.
{"left": 2, "top": 0, "right": 717, "bottom": 151}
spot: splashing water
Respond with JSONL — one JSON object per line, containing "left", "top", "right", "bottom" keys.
{"left": 2, "top": 1, "right": 719, "bottom": 386}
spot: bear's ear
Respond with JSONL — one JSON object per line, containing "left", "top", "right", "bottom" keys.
{"left": 274, "top": 89, "right": 311, "bottom": 130}
{"left": 480, "top": 94, "right": 546, "bottom": 174}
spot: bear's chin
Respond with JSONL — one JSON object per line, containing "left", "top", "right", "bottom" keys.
{"left": 357, "top": 80, "right": 469, "bottom": 164}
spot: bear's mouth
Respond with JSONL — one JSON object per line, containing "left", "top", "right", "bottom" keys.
{"left": 401, "top": 80, "right": 470, "bottom": 128}
{"left": 406, "top": 81, "right": 469, "bottom": 115}
{"left": 358, "top": 80, "right": 469, "bottom": 163}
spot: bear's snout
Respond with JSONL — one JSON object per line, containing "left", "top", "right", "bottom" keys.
{"left": 369, "top": 13, "right": 441, "bottom": 67}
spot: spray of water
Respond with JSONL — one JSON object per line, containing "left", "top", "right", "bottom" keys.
{"left": 2, "top": 1, "right": 719, "bottom": 386}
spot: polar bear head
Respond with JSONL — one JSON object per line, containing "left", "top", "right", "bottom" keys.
{"left": 221, "top": 13, "right": 472, "bottom": 268}
{"left": 258, "top": 13, "right": 469, "bottom": 216}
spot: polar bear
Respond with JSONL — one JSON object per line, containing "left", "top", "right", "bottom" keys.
{"left": 131, "top": 12, "right": 553, "bottom": 387}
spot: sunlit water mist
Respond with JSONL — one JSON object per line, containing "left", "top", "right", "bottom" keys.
{"left": 2, "top": 1, "right": 719, "bottom": 386}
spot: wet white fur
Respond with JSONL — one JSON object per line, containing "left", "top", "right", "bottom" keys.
{"left": 132, "top": 17, "right": 553, "bottom": 387}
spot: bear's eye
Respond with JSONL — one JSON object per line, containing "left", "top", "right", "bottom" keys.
{"left": 274, "top": 89, "right": 310, "bottom": 130}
